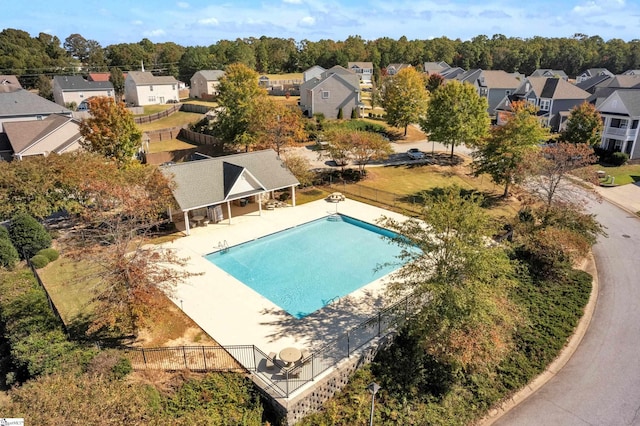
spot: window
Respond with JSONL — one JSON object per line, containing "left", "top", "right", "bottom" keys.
{"left": 539, "top": 99, "right": 550, "bottom": 111}
{"left": 107, "top": 90, "right": 112, "bottom": 97}
{"left": 321, "top": 90, "right": 330, "bottom": 99}
{"left": 632, "top": 120, "right": 639, "bottom": 129}
{"left": 172, "top": 84, "right": 176, "bottom": 90}
{"left": 505, "top": 90, "right": 512, "bottom": 96}
{"left": 611, "top": 118, "right": 628, "bottom": 129}
{"left": 36, "top": 115, "right": 43, "bottom": 120}
{"left": 150, "top": 85, "right": 154, "bottom": 91}
{"left": 148, "top": 96, "right": 156, "bottom": 102}
{"left": 527, "top": 97, "right": 536, "bottom": 105}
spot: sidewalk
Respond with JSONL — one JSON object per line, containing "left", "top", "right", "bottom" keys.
{"left": 593, "top": 182, "right": 640, "bottom": 215}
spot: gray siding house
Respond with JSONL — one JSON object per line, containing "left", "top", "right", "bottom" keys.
{"left": 299, "top": 67, "right": 362, "bottom": 119}
{"left": 0, "top": 86, "right": 72, "bottom": 132}
{"left": 597, "top": 89, "right": 640, "bottom": 160}
{"left": 52, "top": 75, "right": 114, "bottom": 108}
{"left": 495, "top": 77, "right": 590, "bottom": 132}
{"left": 455, "top": 69, "right": 521, "bottom": 116}
{"left": 189, "top": 70, "right": 225, "bottom": 99}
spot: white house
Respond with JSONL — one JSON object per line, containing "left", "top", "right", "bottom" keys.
{"left": 597, "top": 89, "right": 640, "bottom": 160}
{"left": 347, "top": 62, "right": 374, "bottom": 84}
{"left": 52, "top": 75, "right": 114, "bottom": 108}
{"left": 124, "top": 71, "right": 179, "bottom": 106}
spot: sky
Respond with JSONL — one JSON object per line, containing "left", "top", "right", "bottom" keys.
{"left": 4, "top": 0, "right": 640, "bottom": 46}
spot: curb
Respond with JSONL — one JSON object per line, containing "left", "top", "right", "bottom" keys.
{"left": 479, "top": 253, "right": 599, "bottom": 425}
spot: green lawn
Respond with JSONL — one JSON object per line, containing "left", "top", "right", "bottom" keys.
{"left": 135, "top": 104, "right": 174, "bottom": 116}
{"left": 183, "top": 99, "right": 219, "bottom": 108}
{"left": 592, "top": 163, "right": 640, "bottom": 185}
{"left": 137, "top": 111, "right": 204, "bottom": 132}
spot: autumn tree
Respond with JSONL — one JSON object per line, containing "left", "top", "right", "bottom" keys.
{"left": 281, "top": 152, "right": 314, "bottom": 187}
{"left": 322, "top": 129, "right": 353, "bottom": 171}
{"left": 381, "top": 68, "right": 429, "bottom": 136}
{"left": 420, "top": 80, "right": 490, "bottom": 158}
{"left": 425, "top": 73, "right": 445, "bottom": 93}
{"left": 109, "top": 67, "right": 125, "bottom": 102}
{"left": 251, "top": 97, "right": 307, "bottom": 156}
{"left": 527, "top": 142, "right": 598, "bottom": 206}
{"left": 344, "top": 131, "right": 393, "bottom": 175}
{"left": 473, "top": 101, "right": 549, "bottom": 197}
{"left": 213, "top": 63, "right": 268, "bottom": 151}
{"left": 560, "top": 102, "right": 604, "bottom": 146}
{"left": 379, "top": 187, "right": 520, "bottom": 371}
{"left": 79, "top": 97, "right": 142, "bottom": 166}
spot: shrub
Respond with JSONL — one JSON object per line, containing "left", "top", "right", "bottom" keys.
{"left": 8, "top": 213, "right": 52, "bottom": 259}
{"left": 0, "top": 238, "right": 19, "bottom": 269}
{"left": 351, "top": 108, "right": 357, "bottom": 119}
{"left": 0, "top": 225, "right": 9, "bottom": 240}
{"left": 29, "top": 254, "right": 49, "bottom": 269}
{"left": 36, "top": 248, "right": 59, "bottom": 262}
{"left": 337, "top": 107, "right": 344, "bottom": 119}
{"left": 610, "top": 151, "right": 629, "bottom": 166}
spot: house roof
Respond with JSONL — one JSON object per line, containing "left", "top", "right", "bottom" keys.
{"left": 530, "top": 69, "right": 568, "bottom": 79}
{"left": 322, "top": 65, "right": 354, "bottom": 77}
{"left": 579, "top": 68, "right": 613, "bottom": 78}
{"left": 386, "top": 63, "right": 411, "bottom": 72}
{"left": 527, "top": 77, "right": 590, "bottom": 100}
{"left": 478, "top": 70, "right": 521, "bottom": 89}
{"left": 576, "top": 74, "right": 612, "bottom": 91}
{"left": 607, "top": 75, "right": 640, "bottom": 89}
{"left": 599, "top": 89, "right": 640, "bottom": 117}
{"left": 424, "top": 61, "right": 451, "bottom": 73}
{"left": 623, "top": 70, "right": 640, "bottom": 75}
{"left": 441, "top": 67, "right": 466, "bottom": 79}
{"left": 53, "top": 75, "right": 114, "bottom": 91}
{"left": 347, "top": 62, "right": 373, "bottom": 69}
{"left": 3, "top": 114, "right": 80, "bottom": 154}
{"left": 0, "top": 89, "right": 72, "bottom": 117}
{"left": 160, "top": 149, "right": 299, "bottom": 211}
{"left": 192, "top": 70, "right": 225, "bottom": 81}
{"left": 127, "top": 71, "right": 178, "bottom": 86}
{"left": 0, "top": 75, "right": 22, "bottom": 91}
{"left": 88, "top": 72, "right": 128, "bottom": 82}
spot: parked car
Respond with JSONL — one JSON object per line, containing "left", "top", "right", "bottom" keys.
{"left": 407, "top": 148, "right": 425, "bottom": 160}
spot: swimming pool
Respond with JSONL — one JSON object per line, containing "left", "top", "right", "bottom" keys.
{"left": 205, "top": 214, "right": 407, "bottom": 319}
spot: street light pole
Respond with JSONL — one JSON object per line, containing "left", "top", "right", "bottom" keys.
{"left": 367, "top": 382, "right": 381, "bottom": 426}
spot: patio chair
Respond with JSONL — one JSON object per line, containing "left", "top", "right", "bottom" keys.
{"left": 266, "top": 352, "right": 278, "bottom": 371}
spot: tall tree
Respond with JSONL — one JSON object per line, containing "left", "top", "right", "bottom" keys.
{"left": 420, "top": 80, "right": 490, "bottom": 158}
{"left": 34, "top": 75, "right": 53, "bottom": 100}
{"left": 251, "top": 97, "right": 307, "bottom": 156}
{"left": 213, "top": 63, "right": 267, "bottom": 151}
{"left": 527, "top": 142, "right": 598, "bottom": 206}
{"left": 560, "top": 102, "right": 604, "bottom": 146}
{"left": 425, "top": 73, "right": 444, "bottom": 93}
{"left": 108, "top": 67, "right": 125, "bottom": 102}
{"left": 379, "top": 187, "right": 520, "bottom": 371}
{"left": 473, "top": 101, "right": 549, "bottom": 197}
{"left": 381, "top": 68, "right": 429, "bottom": 136}
{"left": 79, "top": 97, "right": 142, "bottom": 166}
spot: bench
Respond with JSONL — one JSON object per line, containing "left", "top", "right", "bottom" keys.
{"left": 265, "top": 352, "right": 277, "bottom": 370}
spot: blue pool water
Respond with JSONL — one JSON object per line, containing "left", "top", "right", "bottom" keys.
{"left": 205, "top": 214, "right": 406, "bottom": 319}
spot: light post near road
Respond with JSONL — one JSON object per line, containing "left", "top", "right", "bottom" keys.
{"left": 367, "top": 382, "right": 381, "bottom": 426}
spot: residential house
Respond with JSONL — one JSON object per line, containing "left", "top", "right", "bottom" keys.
{"left": 530, "top": 69, "right": 569, "bottom": 80}
{"left": 87, "top": 72, "right": 128, "bottom": 82}
{"left": 189, "top": 70, "right": 225, "bottom": 99}
{"left": 495, "top": 77, "right": 590, "bottom": 131}
{"left": 623, "top": 70, "right": 640, "bottom": 75}
{"left": 347, "top": 62, "right": 374, "bottom": 84}
{"left": 575, "top": 68, "right": 613, "bottom": 83}
{"left": 2, "top": 114, "right": 82, "bottom": 160}
{"left": 160, "top": 149, "right": 299, "bottom": 235}
{"left": 0, "top": 86, "right": 72, "bottom": 132}
{"left": 454, "top": 69, "right": 521, "bottom": 116}
{"left": 576, "top": 73, "right": 613, "bottom": 95}
{"left": 597, "top": 89, "right": 640, "bottom": 160}
{"left": 303, "top": 65, "right": 325, "bottom": 82}
{"left": 385, "top": 64, "right": 411, "bottom": 76}
{"left": 423, "top": 61, "right": 451, "bottom": 75}
{"left": 298, "top": 66, "right": 362, "bottom": 119}
{"left": 52, "top": 75, "right": 114, "bottom": 108}
{"left": 124, "top": 71, "right": 179, "bottom": 106}
{"left": 589, "top": 74, "right": 640, "bottom": 107}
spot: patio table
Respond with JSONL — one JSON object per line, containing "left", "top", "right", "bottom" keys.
{"left": 279, "top": 347, "right": 302, "bottom": 366}
{"left": 191, "top": 215, "right": 205, "bottom": 226}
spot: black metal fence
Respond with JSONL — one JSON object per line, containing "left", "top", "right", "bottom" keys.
{"left": 28, "top": 260, "right": 69, "bottom": 337}
{"left": 127, "top": 345, "right": 248, "bottom": 372}
{"left": 327, "top": 182, "right": 424, "bottom": 215}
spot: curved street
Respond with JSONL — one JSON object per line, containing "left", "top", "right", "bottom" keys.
{"left": 495, "top": 193, "right": 640, "bottom": 425}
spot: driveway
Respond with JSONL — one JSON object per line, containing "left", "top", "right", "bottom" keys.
{"left": 494, "top": 190, "right": 640, "bottom": 425}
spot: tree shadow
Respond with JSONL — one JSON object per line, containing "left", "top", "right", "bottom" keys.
{"left": 66, "top": 312, "right": 134, "bottom": 348}
{"left": 631, "top": 175, "right": 640, "bottom": 183}
{"left": 398, "top": 187, "right": 505, "bottom": 210}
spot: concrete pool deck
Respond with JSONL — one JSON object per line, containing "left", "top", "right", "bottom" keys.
{"left": 162, "top": 198, "right": 410, "bottom": 356}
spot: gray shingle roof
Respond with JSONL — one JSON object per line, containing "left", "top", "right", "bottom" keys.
{"left": 3, "top": 114, "right": 80, "bottom": 154}
{"left": 193, "top": 70, "right": 225, "bottom": 81}
{"left": 127, "top": 71, "right": 178, "bottom": 86}
{"left": 53, "top": 75, "right": 113, "bottom": 91}
{"left": 161, "top": 150, "right": 299, "bottom": 211}
{"left": 608, "top": 90, "right": 640, "bottom": 117}
{"left": 0, "top": 89, "right": 71, "bottom": 117}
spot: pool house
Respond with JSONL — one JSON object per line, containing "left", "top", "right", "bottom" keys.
{"left": 160, "top": 149, "right": 300, "bottom": 235}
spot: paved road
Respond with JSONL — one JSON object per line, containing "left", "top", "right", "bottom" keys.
{"left": 495, "top": 196, "right": 640, "bottom": 425}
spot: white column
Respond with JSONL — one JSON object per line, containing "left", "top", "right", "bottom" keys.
{"left": 183, "top": 210, "right": 190, "bottom": 235}
{"left": 291, "top": 186, "right": 296, "bottom": 207}
{"left": 226, "top": 201, "right": 232, "bottom": 225}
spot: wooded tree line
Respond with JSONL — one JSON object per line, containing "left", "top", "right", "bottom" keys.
{"left": 3, "top": 28, "right": 640, "bottom": 86}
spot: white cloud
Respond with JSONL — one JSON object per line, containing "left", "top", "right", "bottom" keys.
{"left": 132, "top": 20, "right": 143, "bottom": 26}
{"left": 283, "top": 0, "right": 302, "bottom": 3}
{"left": 572, "top": 0, "right": 625, "bottom": 15}
{"left": 299, "top": 16, "right": 315, "bottom": 26}
{"left": 198, "top": 17, "right": 219, "bottom": 26}
{"left": 144, "top": 29, "right": 166, "bottom": 37}
{"left": 177, "top": 1, "right": 189, "bottom": 8}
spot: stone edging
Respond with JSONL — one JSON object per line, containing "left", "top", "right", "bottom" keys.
{"left": 479, "top": 252, "right": 599, "bottom": 425}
